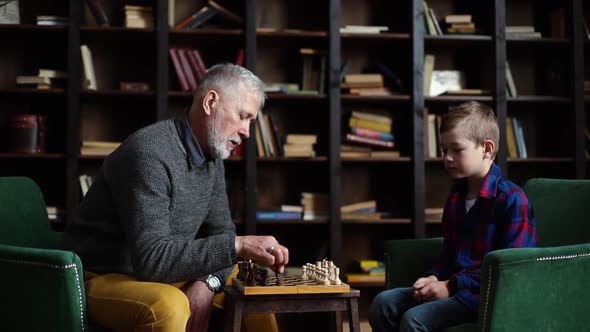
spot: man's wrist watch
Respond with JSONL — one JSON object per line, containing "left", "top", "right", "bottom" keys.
{"left": 202, "top": 274, "right": 222, "bottom": 294}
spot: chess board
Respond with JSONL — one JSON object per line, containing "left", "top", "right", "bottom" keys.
{"left": 232, "top": 276, "right": 350, "bottom": 295}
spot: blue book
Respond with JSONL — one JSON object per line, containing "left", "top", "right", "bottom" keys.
{"left": 256, "top": 211, "right": 302, "bottom": 220}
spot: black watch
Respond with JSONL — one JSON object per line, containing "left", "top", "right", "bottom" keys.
{"left": 202, "top": 274, "right": 222, "bottom": 294}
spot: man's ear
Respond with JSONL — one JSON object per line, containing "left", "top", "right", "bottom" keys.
{"left": 483, "top": 139, "right": 495, "bottom": 160}
{"left": 202, "top": 90, "right": 219, "bottom": 116}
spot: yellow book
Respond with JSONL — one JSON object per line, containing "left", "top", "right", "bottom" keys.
{"left": 506, "top": 117, "right": 518, "bottom": 158}
{"left": 349, "top": 118, "right": 391, "bottom": 133}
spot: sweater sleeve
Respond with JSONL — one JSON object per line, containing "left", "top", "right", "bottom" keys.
{"left": 197, "top": 160, "right": 237, "bottom": 285}
{"left": 106, "top": 146, "right": 235, "bottom": 283}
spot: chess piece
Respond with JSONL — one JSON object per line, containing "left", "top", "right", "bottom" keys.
{"left": 332, "top": 267, "right": 342, "bottom": 285}
{"left": 276, "top": 272, "right": 284, "bottom": 286}
{"left": 301, "top": 265, "right": 309, "bottom": 280}
{"left": 246, "top": 261, "right": 256, "bottom": 286}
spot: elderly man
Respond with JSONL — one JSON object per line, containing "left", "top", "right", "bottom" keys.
{"left": 64, "top": 63, "right": 288, "bottom": 332}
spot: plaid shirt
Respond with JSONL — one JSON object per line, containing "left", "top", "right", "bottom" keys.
{"left": 427, "top": 163, "right": 537, "bottom": 311}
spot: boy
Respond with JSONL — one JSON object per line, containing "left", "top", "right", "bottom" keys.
{"left": 369, "top": 101, "right": 537, "bottom": 331}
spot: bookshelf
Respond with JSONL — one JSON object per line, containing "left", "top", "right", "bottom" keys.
{"left": 1, "top": 0, "right": 588, "bottom": 327}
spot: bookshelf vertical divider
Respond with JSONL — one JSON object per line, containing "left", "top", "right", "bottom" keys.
{"left": 494, "top": 0, "right": 508, "bottom": 173}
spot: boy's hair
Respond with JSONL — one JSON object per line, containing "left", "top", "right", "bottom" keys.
{"left": 440, "top": 101, "right": 499, "bottom": 156}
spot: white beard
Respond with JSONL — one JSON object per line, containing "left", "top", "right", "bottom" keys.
{"left": 207, "top": 110, "right": 241, "bottom": 159}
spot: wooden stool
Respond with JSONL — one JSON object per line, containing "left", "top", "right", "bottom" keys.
{"left": 223, "top": 286, "right": 361, "bottom": 332}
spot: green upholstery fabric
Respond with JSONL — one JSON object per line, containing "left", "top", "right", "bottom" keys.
{"left": 523, "top": 178, "right": 590, "bottom": 247}
{"left": 0, "top": 177, "right": 87, "bottom": 332}
{"left": 383, "top": 178, "right": 590, "bottom": 332}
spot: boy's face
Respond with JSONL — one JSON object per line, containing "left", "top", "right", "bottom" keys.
{"left": 440, "top": 127, "right": 488, "bottom": 180}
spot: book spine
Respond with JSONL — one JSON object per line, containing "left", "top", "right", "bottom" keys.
{"left": 186, "top": 49, "right": 204, "bottom": 81}
{"left": 350, "top": 127, "right": 393, "bottom": 141}
{"left": 256, "top": 212, "right": 302, "bottom": 220}
{"left": 351, "top": 111, "right": 392, "bottom": 125}
{"left": 85, "top": 0, "right": 110, "bottom": 26}
{"left": 349, "top": 118, "right": 391, "bottom": 133}
{"left": 169, "top": 48, "right": 190, "bottom": 91}
{"left": 192, "top": 50, "right": 208, "bottom": 76}
{"left": 177, "top": 49, "right": 198, "bottom": 90}
{"left": 346, "top": 134, "right": 394, "bottom": 148}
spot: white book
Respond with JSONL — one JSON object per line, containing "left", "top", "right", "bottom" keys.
{"left": 427, "top": 114, "right": 438, "bottom": 158}
{"left": 430, "top": 70, "right": 465, "bottom": 96}
{"left": 506, "top": 61, "right": 517, "bottom": 97}
{"left": 79, "top": 175, "right": 89, "bottom": 196}
{"left": 80, "top": 45, "right": 97, "bottom": 90}
{"left": 0, "top": 0, "right": 20, "bottom": 24}
{"left": 423, "top": 54, "right": 435, "bottom": 97}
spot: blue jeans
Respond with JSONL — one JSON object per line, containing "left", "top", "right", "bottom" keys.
{"left": 369, "top": 287, "right": 477, "bottom": 332}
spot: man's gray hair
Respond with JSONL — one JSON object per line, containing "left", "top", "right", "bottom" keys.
{"left": 195, "top": 63, "right": 266, "bottom": 108}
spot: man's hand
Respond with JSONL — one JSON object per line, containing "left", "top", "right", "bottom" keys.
{"left": 235, "top": 235, "right": 289, "bottom": 273}
{"left": 183, "top": 280, "right": 215, "bottom": 332}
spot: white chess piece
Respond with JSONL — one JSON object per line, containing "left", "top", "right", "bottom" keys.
{"left": 331, "top": 267, "right": 342, "bottom": 285}
{"left": 301, "top": 265, "right": 308, "bottom": 280}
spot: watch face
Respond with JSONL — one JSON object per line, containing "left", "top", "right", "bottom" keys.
{"left": 208, "top": 275, "right": 221, "bottom": 290}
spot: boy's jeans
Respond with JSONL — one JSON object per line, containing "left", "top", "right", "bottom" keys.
{"left": 369, "top": 287, "right": 477, "bottom": 332}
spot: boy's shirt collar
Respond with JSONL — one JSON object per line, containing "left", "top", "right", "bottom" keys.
{"left": 453, "top": 163, "right": 502, "bottom": 198}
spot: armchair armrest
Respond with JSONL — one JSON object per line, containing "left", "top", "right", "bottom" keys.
{"left": 480, "top": 243, "right": 590, "bottom": 332}
{"left": 0, "top": 244, "right": 87, "bottom": 332}
{"left": 384, "top": 238, "right": 443, "bottom": 289}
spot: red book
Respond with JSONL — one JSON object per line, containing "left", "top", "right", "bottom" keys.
{"left": 235, "top": 48, "right": 244, "bottom": 66}
{"left": 177, "top": 49, "right": 198, "bottom": 91}
{"left": 346, "top": 133, "right": 394, "bottom": 148}
{"left": 192, "top": 50, "right": 208, "bottom": 77}
{"left": 169, "top": 48, "right": 189, "bottom": 91}
{"left": 186, "top": 49, "right": 204, "bottom": 81}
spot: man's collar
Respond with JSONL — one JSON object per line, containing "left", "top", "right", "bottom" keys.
{"left": 174, "top": 111, "right": 206, "bottom": 168}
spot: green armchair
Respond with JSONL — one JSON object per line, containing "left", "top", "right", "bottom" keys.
{"left": 0, "top": 177, "right": 87, "bottom": 331}
{"left": 383, "top": 178, "right": 590, "bottom": 332}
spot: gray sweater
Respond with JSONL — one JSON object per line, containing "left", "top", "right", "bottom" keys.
{"left": 64, "top": 117, "right": 236, "bottom": 284}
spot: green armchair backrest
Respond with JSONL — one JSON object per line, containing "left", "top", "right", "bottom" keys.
{"left": 523, "top": 178, "right": 590, "bottom": 247}
{"left": 0, "top": 177, "right": 62, "bottom": 249}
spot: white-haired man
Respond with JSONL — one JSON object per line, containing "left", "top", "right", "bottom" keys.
{"left": 64, "top": 63, "right": 288, "bottom": 332}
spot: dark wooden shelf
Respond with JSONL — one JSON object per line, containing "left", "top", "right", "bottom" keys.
{"left": 342, "top": 218, "right": 412, "bottom": 224}
{"left": 507, "top": 157, "right": 574, "bottom": 163}
{"left": 506, "top": 37, "right": 569, "bottom": 46}
{"left": 425, "top": 34, "right": 492, "bottom": 44}
{"left": 0, "top": 24, "right": 67, "bottom": 32}
{"left": 81, "top": 26, "right": 155, "bottom": 33}
{"left": 257, "top": 157, "right": 328, "bottom": 163}
{"left": 171, "top": 27, "right": 243, "bottom": 36}
{"left": 266, "top": 93, "right": 328, "bottom": 102}
{"left": 256, "top": 220, "right": 328, "bottom": 225}
{"left": 342, "top": 32, "right": 409, "bottom": 40}
{"left": 79, "top": 155, "right": 107, "bottom": 160}
{"left": 508, "top": 96, "right": 571, "bottom": 103}
{"left": 81, "top": 89, "right": 155, "bottom": 99}
{"left": 341, "top": 157, "right": 411, "bottom": 163}
{"left": 425, "top": 95, "right": 493, "bottom": 103}
{"left": 257, "top": 29, "right": 327, "bottom": 38}
{"left": 0, "top": 153, "right": 65, "bottom": 159}
{"left": 0, "top": 88, "right": 65, "bottom": 96}
{"left": 341, "top": 94, "right": 411, "bottom": 103}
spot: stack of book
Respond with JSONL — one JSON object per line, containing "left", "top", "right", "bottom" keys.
{"left": 283, "top": 134, "right": 317, "bottom": 158}
{"left": 301, "top": 192, "right": 328, "bottom": 221}
{"left": 254, "top": 109, "right": 282, "bottom": 157}
{"left": 124, "top": 5, "right": 153, "bottom": 29}
{"left": 506, "top": 26, "right": 541, "bottom": 38}
{"left": 36, "top": 15, "right": 68, "bottom": 26}
{"left": 339, "top": 25, "right": 389, "bottom": 34}
{"left": 345, "top": 260, "right": 385, "bottom": 284}
{"left": 169, "top": 48, "right": 207, "bottom": 91}
{"left": 16, "top": 69, "right": 67, "bottom": 89}
{"left": 80, "top": 140, "right": 120, "bottom": 157}
{"left": 445, "top": 14, "right": 476, "bottom": 34}
{"left": 346, "top": 111, "right": 395, "bottom": 150}
{"left": 341, "top": 74, "right": 391, "bottom": 96}
{"left": 341, "top": 200, "right": 380, "bottom": 221}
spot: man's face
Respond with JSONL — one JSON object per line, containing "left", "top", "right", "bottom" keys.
{"left": 207, "top": 89, "right": 260, "bottom": 159}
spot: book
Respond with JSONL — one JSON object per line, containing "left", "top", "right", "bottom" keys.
{"left": 341, "top": 200, "right": 377, "bottom": 214}
{"left": 169, "top": 48, "right": 190, "bottom": 91}
{"left": 346, "top": 134, "right": 394, "bottom": 148}
{"left": 445, "top": 15, "right": 472, "bottom": 24}
{"left": 424, "top": 54, "right": 435, "bottom": 97}
{"left": 256, "top": 211, "right": 302, "bottom": 220}
{"left": 429, "top": 70, "right": 465, "bottom": 96}
{"left": 506, "top": 61, "right": 517, "bottom": 97}
{"left": 38, "top": 69, "right": 67, "bottom": 79}
{"left": 207, "top": 0, "right": 243, "bottom": 25}
{"left": 281, "top": 205, "right": 304, "bottom": 213}
{"left": 341, "top": 212, "right": 382, "bottom": 221}
{"left": 80, "top": 45, "right": 97, "bottom": 90}
{"left": 286, "top": 134, "right": 317, "bottom": 145}
{"left": 177, "top": 49, "right": 197, "bottom": 90}
{"left": 350, "top": 127, "right": 394, "bottom": 141}
{"left": 345, "top": 273, "right": 385, "bottom": 284}
{"left": 85, "top": 0, "right": 109, "bottom": 26}
{"left": 506, "top": 117, "right": 518, "bottom": 158}
{"left": 370, "top": 150, "right": 401, "bottom": 158}
{"left": 351, "top": 111, "right": 392, "bottom": 125}
{"left": 16, "top": 76, "right": 51, "bottom": 85}
{"left": 349, "top": 118, "right": 391, "bottom": 133}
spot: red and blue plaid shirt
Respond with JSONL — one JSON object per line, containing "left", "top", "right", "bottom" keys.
{"left": 427, "top": 163, "right": 537, "bottom": 311}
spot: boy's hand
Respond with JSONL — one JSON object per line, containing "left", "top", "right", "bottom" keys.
{"left": 412, "top": 275, "right": 438, "bottom": 302}
{"left": 415, "top": 280, "right": 451, "bottom": 302}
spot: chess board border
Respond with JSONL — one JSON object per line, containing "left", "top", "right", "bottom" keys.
{"left": 232, "top": 277, "right": 350, "bottom": 295}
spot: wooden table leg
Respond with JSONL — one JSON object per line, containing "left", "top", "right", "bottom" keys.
{"left": 334, "top": 311, "right": 343, "bottom": 332}
{"left": 347, "top": 297, "right": 360, "bottom": 332}
{"left": 224, "top": 296, "right": 244, "bottom": 332}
